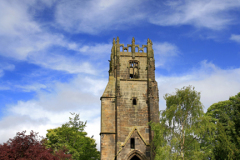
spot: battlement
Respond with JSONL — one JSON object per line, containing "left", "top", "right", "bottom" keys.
{"left": 118, "top": 44, "right": 148, "bottom": 53}
{"left": 111, "top": 37, "right": 154, "bottom": 58}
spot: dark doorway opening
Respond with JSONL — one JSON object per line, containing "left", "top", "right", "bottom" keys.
{"left": 130, "top": 155, "right": 141, "bottom": 160}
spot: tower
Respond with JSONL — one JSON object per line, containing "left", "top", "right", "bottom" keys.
{"left": 100, "top": 37, "right": 159, "bottom": 160}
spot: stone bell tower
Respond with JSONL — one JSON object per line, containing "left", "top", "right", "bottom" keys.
{"left": 100, "top": 37, "right": 159, "bottom": 160}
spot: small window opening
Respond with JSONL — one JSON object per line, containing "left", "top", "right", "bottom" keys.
{"left": 130, "top": 138, "right": 135, "bottom": 149}
{"left": 135, "top": 47, "right": 138, "bottom": 52}
{"left": 144, "top": 47, "right": 147, "bottom": 53}
{"left": 130, "top": 74, "right": 134, "bottom": 79}
{"left": 128, "top": 47, "right": 132, "bottom": 52}
{"left": 146, "top": 151, "right": 150, "bottom": 157}
{"left": 139, "top": 50, "right": 143, "bottom": 53}
{"left": 124, "top": 48, "right": 128, "bottom": 52}
{"left": 133, "top": 98, "right": 137, "bottom": 105}
{"left": 120, "top": 46, "right": 123, "bottom": 52}
{"left": 145, "top": 128, "right": 150, "bottom": 133}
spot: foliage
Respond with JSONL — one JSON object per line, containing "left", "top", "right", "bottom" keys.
{"left": 151, "top": 86, "right": 215, "bottom": 160}
{"left": 45, "top": 113, "right": 100, "bottom": 160}
{"left": 206, "top": 92, "right": 240, "bottom": 160}
{"left": 0, "top": 130, "right": 72, "bottom": 160}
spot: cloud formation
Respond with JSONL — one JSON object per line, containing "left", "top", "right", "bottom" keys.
{"left": 0, "top": 0, "right": 107, "bottom": 75}
{"left": 54, "top": 0, "right": 147, "bottom": 34}
{"left": 0, "top": 63, "right": 15, "bottom": 77}
{"left": 149, "top": 0, "right": 240, "bottom": 30}
{"left": 157, "top": 60, "right": 240, "bottom": 111}
{"left": 153, "top": 42, "right": 179, "bottom": 68}
{"left": 0, "top": 75, "right": 107, "bottom": 150}
{"left": 230, "top": 34, "right": 240, "bottom": 43}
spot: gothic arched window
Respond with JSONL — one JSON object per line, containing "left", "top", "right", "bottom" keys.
{"left": 129, "top": 60, "right": 139, "bottom": 79}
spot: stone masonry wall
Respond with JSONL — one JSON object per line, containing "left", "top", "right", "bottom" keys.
{"left": 101, "top": 134, "right": 115, "bottom": 160}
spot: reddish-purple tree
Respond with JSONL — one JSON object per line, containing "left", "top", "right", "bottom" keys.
{"left": 0, "top": 130, "right": 72, "bottom": 160}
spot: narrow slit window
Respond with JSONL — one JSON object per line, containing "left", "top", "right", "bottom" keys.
{"left": 146, "top": 151, "right": 150, "bottom": 157}
{"left": 130, "top": 138, "right": 135, "bottom": 149}
{"left": 133, "top": 98, "right": 137, "bottom": 105}
{"left": 145, "top": 128, "right": 150, "bottom": 133}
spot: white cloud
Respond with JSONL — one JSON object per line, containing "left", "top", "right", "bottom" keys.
{"left": 0, "top": 86, "right": 10, "bottom": 90}
{"left": 54, "top": 0, "right": 146, "bottom": 34}
{"left": 0, "top": 0, "right": 102, "bottom": 75}
{"left": 0, "top": 0, "right": 40, "bottom": 37}
{"left": 79, "top": 43, "right": 112, "bottom": 56}
{"left": 0, "top": 63, "right": 15, "bottom": 77}
{"left": 153, "top": 42, "right": 179, "bottom": 68}
{"left": 230, "top": 34, "right": 240, "bottom": 43}
{"left": 29, "top": 52, "right": 98, "bottom": 74}
{"left": 15, "top": 83, "right": 47, "bottom": 92}
{"left": 157, "top": 60, "right": 240, "bottom": 112}
{"left": 149, "top": 0, "right": 240, "bottom": 30}
{"left": 0, "top": 75, "right": 107, "bottom": 150}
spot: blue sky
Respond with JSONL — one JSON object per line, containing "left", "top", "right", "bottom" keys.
{"left": 0, "top": 0, "right": 240, "bottom": 150}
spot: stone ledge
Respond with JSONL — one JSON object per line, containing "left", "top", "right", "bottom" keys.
{"left": 100, "top": 132, "right": 116, "bottom": 135}
{"left": 120, "top": 79, "right": 147, "bottom": 81}
{"left": 100, "top": 96, "right": 115, "bottom": 100}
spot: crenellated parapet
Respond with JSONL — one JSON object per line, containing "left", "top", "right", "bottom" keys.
{"left": 117, "top": 37, "right": 150, "bottom": 54}
{"left": 110, "top": 37, "right": 152, "bottom": 53}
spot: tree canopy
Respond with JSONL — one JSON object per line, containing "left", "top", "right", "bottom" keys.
{"left": 0, "top": 130, "right": 71, "bottom": 160}
{"left": 45, "top": 113, "right": 100, "bottom": 160}
{"left": 151, "top": 86, "right": 215, "bottom": 160}
{"left": 206, "top": 92, "right": 240, "bottom": 160}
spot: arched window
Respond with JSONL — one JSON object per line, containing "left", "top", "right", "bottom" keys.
{"left": 144, "top": 47, "right": 147, "bottom": 53}
{"left": 135, "top": 47, "right": 138, "bottom": 52}
{"left": 129, "top": 60, "right": 139, "bottom": 79}
{"left": 120, "top": 46, "right": 123, "bottom": 52}
{"left": 129, "top": 47, "right": 132, "bottom": 52}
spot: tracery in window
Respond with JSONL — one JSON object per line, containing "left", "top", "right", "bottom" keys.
{"left": 129, "top": 60, "right": 139, "bottom": 79}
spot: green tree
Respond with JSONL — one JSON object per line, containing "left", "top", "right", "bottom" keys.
{"left": 151, "top": 86, "right": 215, "bottom": 160}
{"left": 45, "top": 113, "right": 100, "bottom": 160}
{"left": 0, "top": 130, "right": 72, "bottom": 160}
{"left": 206, "top": 92, "right": 240, "bottom": 160}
